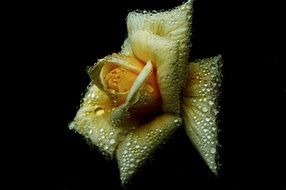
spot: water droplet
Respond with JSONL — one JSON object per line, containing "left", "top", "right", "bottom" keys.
{"left": 68, "top": 123, "right": 75, "bottom": 130}
{"left": 145, "top": 84, "right": 154, "bottom": 93}
{"left": 104, "top": 145, "right": 109, "bottom": 150}
{"left": 99, "top": 128, "right": 104, "bottom": 132}
{"left": 126, "top": 142, "right": 131, "bottom": 146}
{"left": 205, "top": 117, "right": 210, "bottom": 122}
{"left": 95, "top": 108, "right": 105, "bottom": 116}
{"left": 202, "top": 106, "right": 209, "bottom": 112}
{"left": 109, "top": 139, "right": 116, "bottom": 145}
{"left": 135, "top": 145, "right": 140, "bottom": 149}
{"left": 210, "top": 147, "right": 216, "bottom": 154}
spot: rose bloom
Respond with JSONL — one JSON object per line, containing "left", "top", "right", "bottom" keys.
{"left": 69, "top": 0, "right": 222, "bottom": 185}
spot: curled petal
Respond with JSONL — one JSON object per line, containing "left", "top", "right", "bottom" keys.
{"left": 69, "top": 84, "right": 137, "bottom": 158}
{"left": 110, "top": 61, "right": 155, "bottom": 126}
{"left": 116, "top": 113, "right": 182, "bottom": 185}
{"left": 181, "top": 55, "right": 222, "bottom": 174}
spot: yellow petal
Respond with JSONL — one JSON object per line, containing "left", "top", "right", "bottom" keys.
{"left": 69, "top": 84, "right": 137, "bottom": 158}
{"left": 110, "top": 61, "right": 155, "bottom": 126}
{"left": 181, "top": 55, "right": 222, "bottom": 174}
{"left": 116, "top": 113, "right": 182, "bottom": 186}
{"left": 127, "top": 0, "right": 193, "bottom": 90}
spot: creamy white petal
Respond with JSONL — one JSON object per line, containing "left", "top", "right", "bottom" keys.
{"left": 116, "top": 113, "right": 182, "bottom": 185}
{"left": 121, "top": 39, "right": 134, "bottom": 56}
{"left": 127, "top": 0, "right": 193, "bottom": 89}
{"left": 181, "top": 55, "right": 222, "bottom": 174}
{"left": 69, "top": 84, "right": 136, "bottom": 158}
{"left": 110, "top": 61, "right": 153, "bottom": 126}
{"left": 124, "top": 0, "right": 193, "bottom": 115}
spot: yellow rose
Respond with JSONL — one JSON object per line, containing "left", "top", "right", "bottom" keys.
{"left": 69, "top": 0, "right": 222, "bottom": 185}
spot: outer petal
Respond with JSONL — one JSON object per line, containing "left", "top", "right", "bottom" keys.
{"left": 125, "top": 0, "right": 193, "bottom": 114}
{"left": 69, "top": 84, "right": 137, "bottom": 158}
{"left": 181, "top": 55, "right": 222, "bottom": 174}
{"left": 116, "top": 113, "right": 182, "bottom": 185}
{"left": 110, "top": 61, "right": 155, "bottom": 126}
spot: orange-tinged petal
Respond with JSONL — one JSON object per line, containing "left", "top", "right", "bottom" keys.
{"left": 110, "top": 61, "right": 161, "bottom": 126}
{"left": 105, "top": 67, "right": 138, "bottom": 94}
{"left": 88, "top": 54, "right": 160, "bottom": 107}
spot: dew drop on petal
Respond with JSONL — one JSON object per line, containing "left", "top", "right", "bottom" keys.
{"left": 210, "top": 147, "right": 216, "bottom": 154}
{"left": 95, "top": 108, "right": 105, "bottom": 116}
{"left": 109, "top": 139, "right": 116, "bottom": 145}
{"left": 202, "top": 106, "right": 209, "bottom": 112}
{"left": 208, "top": 100, "right": 214, "bottom": 106}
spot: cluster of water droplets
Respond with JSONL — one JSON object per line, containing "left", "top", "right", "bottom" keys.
{"left": 69, "top": 84, "right": 132, "bottom": 157}
{"left": 117, "top": 115, "right": 182, "bottom": 185}
{"left": 125, "top": 0, "right": 193, "bottom": 116}
{"left": 181, "top": 55, "right": 222, "bottom": 174}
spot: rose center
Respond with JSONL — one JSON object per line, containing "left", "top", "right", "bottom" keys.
{"left": 105, "top": 67, "right": 138, "bottom": 93}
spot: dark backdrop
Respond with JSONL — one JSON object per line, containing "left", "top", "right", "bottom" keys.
{"left": 62, "top": 0, "right": 285, "bottom": 189}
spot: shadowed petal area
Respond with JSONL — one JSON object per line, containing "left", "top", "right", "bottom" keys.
{"left": 181, "top": 55, "right": 222, "bottom": 174}
{"left": 116, "top": 113, "right": 182, "bottom": 185}
{"left": 69, "top": 84, "right": 137, "bottom": 158}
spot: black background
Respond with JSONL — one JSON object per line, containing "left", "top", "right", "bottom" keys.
{"left": 62, "top": 0, "right": 285, "bottom": 189}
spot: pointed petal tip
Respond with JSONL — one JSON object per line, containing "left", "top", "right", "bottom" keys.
{"left": 181, "top": 55, "right": 222, "bottom": 176}
{"left": 116, "top": 114, "right": 181, "bottom": 186}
